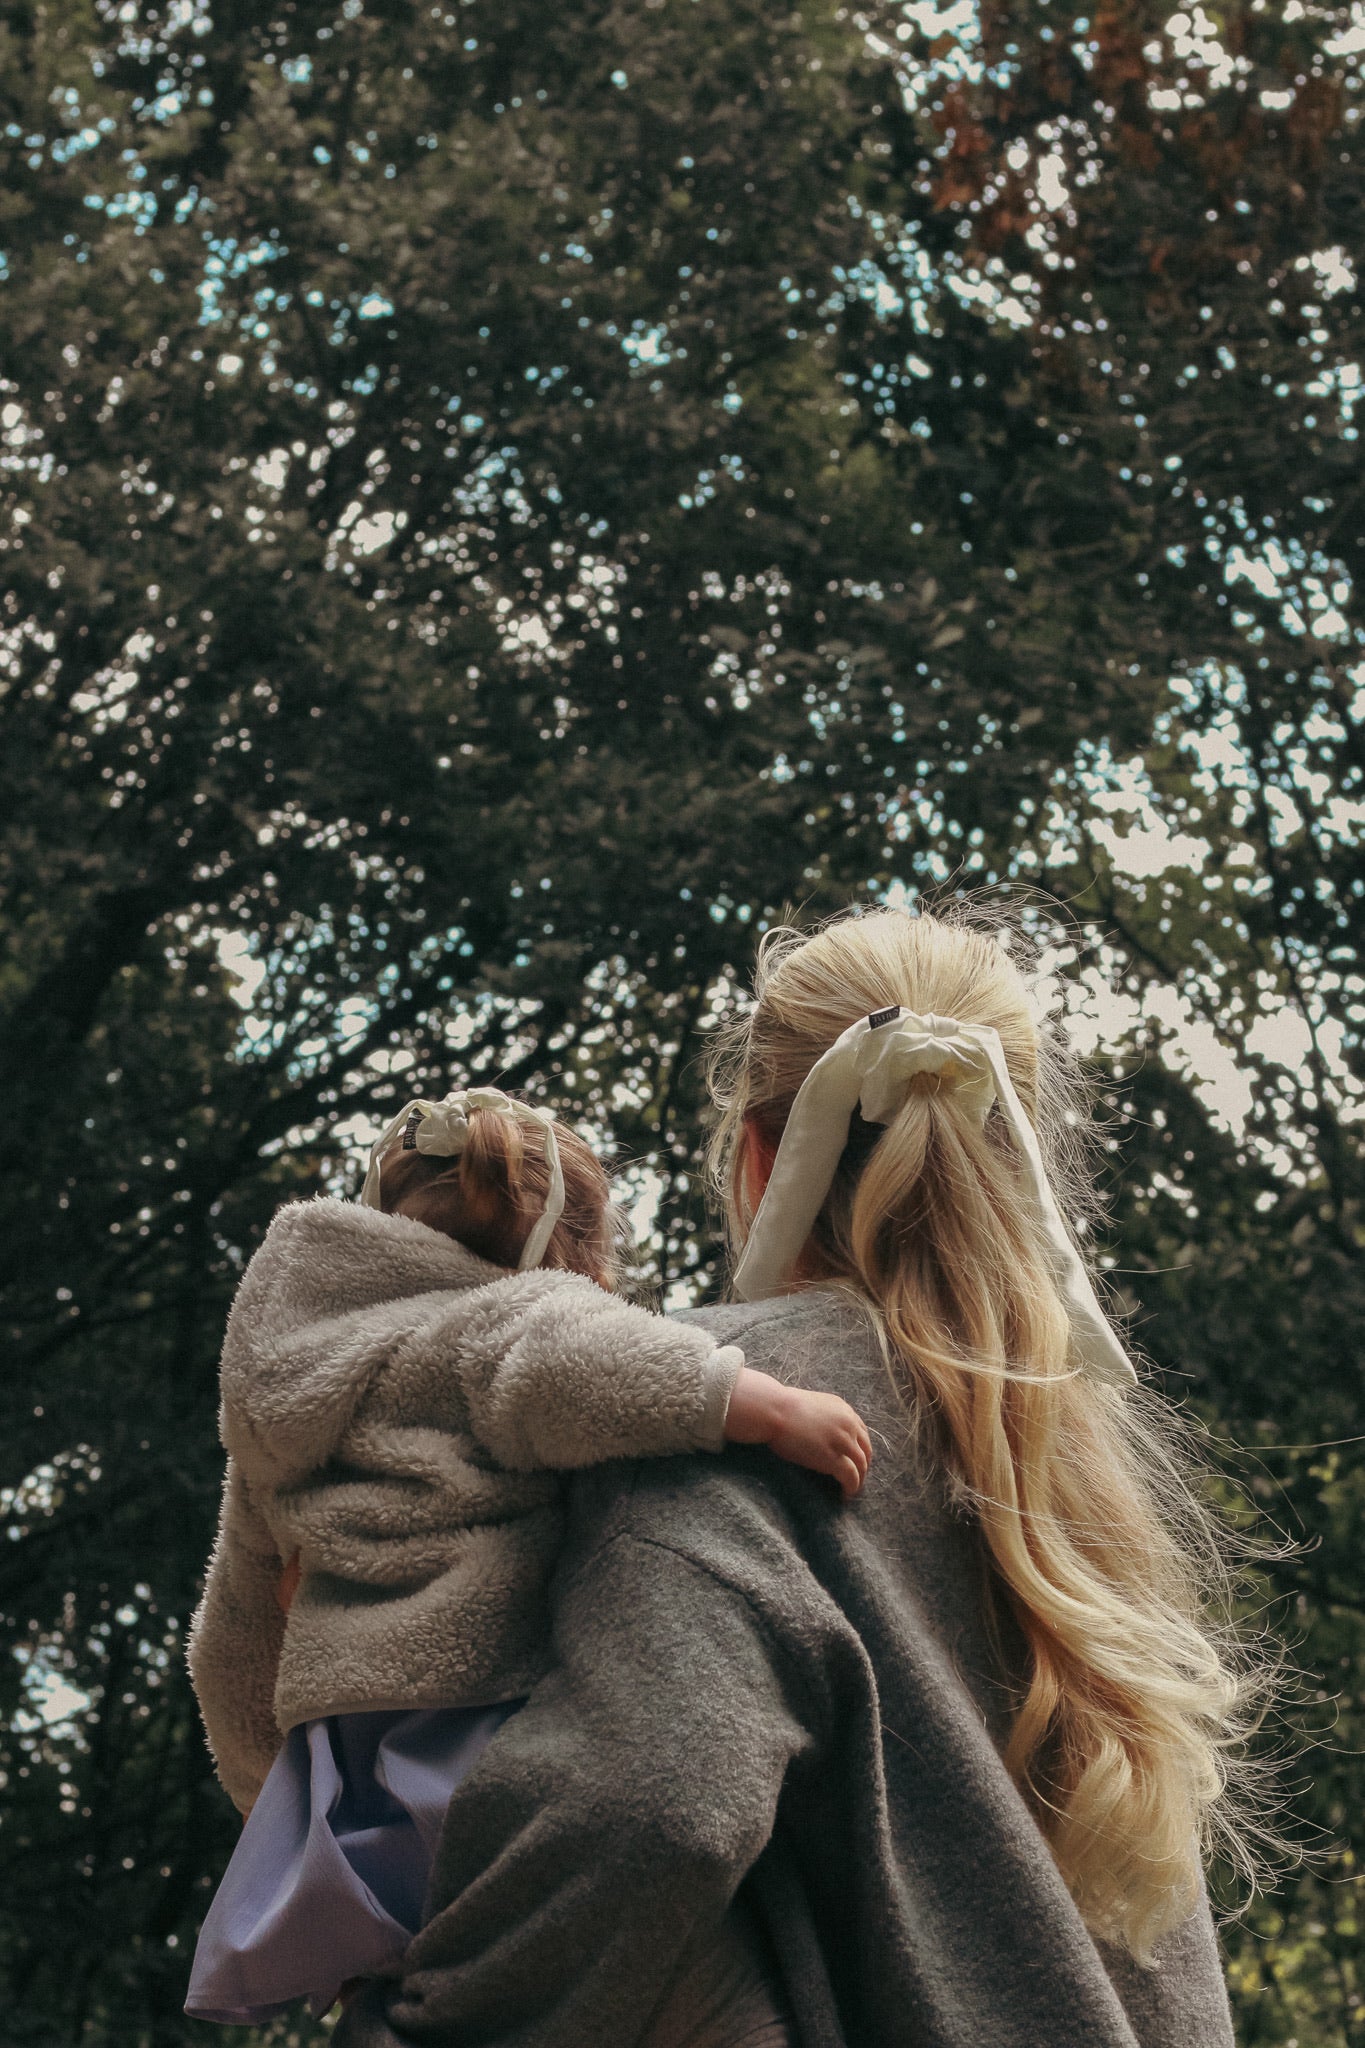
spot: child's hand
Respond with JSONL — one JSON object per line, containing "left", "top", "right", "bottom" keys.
{"left": 724, "top": 1367, "right": 872, "bottom": 1498}
{"left": 769, "top": 1387, "right": 873, "bottom": 1498}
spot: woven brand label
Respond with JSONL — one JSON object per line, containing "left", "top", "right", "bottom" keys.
{"left": 866, "top": 1006, "right": 901, "bottom": 1030}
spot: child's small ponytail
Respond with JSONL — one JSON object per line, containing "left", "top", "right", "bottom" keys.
{"left": 376, "top": 1095, "right": 621, "bottom": 1287}
{"left": 456, "top": 1114, "right": 527, "bottom": 1220}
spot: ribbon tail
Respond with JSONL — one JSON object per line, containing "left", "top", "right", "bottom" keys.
{"left": 517, "top": 1112, "right": 566, "bottom": 1271}
{"left": 980, "top": 1038, "right": 1137, "bottom": 1389}
{"left": 360, "top": 1104, "right": 420, "bottom": 1209}
{"left": 731, "top": 1017, "right": 871, "bottom": 1301}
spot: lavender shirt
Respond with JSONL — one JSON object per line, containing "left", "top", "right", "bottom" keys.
{"left": 187, "top": 1704, "right": 521, "bottom": 2024}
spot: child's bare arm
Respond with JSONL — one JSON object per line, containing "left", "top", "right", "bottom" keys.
{"left": 723, "top": 1367, "right": 871, "bottom": 1498}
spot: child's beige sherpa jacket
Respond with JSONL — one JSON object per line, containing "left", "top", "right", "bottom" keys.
{"left": 187, "top": 1197, "right": 744, "bottom": 1812}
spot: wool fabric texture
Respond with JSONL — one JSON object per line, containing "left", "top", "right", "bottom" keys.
{"left": 187, "top": 1198, "right": 743, "bottom": 1812}
{"left": 331, "top": 1289, "right": 1234, "bottom": 2048}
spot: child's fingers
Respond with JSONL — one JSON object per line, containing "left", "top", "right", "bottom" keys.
{"left": 836, "top": 1452, "right": 864, "bottom": 1498}
{"left": 832, "top": 1399, "right": 872, "bottom": 1467}
{"left": 839, "top": 1418, "right": 871, "bottom": 1481}
{"left": 845, "top": 1417, "right": 870, "bottom": 1462}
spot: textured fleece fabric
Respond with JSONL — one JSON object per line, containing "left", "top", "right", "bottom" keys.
{"left": 331, "top": 1290, "right": 1236, "bottom": 2048}
{"left": 187, "top": 1198, "right": 742, "bottom": 1811}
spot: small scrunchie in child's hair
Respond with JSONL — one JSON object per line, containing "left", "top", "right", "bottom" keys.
{"left": 376, "top": 1095, "right": 621, "bottom": 1288}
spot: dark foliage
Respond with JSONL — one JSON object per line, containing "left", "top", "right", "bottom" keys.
{"left": 1, "top": 1, "right": 1361, "bottom": 2038}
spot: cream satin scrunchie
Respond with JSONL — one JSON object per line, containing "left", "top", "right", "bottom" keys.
{"left": 731, "top": 1007, "right": 1136, "bottom": 1389}
{"left": 359, "top": 1086, "right": 566, "bottom": 1272}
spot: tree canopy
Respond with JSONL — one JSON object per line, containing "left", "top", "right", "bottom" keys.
{"left": 1, "top": 1, "right": 1362, "bottom": 2040}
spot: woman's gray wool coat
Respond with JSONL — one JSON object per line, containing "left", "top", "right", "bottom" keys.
{"left": 331, "top": 1290, "right": 1237, "bottom": 2048}
{"left": 186, "top": 1197, "right": 742, "bottom": 1812}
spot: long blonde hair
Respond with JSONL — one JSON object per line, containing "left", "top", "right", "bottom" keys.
{"left": 706, "top": 903, "right": 1266, "bottom": 1958}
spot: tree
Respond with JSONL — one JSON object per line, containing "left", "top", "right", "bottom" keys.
{"left": 1, "top": 0, "right": 1360, "bottom": 2039}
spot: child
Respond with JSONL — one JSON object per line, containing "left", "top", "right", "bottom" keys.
{"left": 185, "top": 1085, "right": 870, "bottom": 2026}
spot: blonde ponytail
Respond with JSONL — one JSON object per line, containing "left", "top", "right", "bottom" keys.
{"left": 708, "top": 904, "right": 1270, "bottom": 1957}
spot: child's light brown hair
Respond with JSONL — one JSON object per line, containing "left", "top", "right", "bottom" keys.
{"left": 377, "top": 1099, "right": 620, "bottom": 1288}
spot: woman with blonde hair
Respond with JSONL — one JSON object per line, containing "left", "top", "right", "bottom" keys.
{"left": 336, "top": 903, "right": 1257, "bottom": 2048}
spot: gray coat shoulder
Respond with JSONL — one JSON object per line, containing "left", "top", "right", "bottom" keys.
{"left": 672, "top": 1289, "right": 899, "bottom": 1438}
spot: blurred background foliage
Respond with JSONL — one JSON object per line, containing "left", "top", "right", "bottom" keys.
{"left": 0, "top": 0, "right": 1362, "bottom": 2039}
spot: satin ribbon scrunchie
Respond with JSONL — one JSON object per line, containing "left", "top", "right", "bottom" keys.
{"left": 731, "top": 1006, "right": 1136, "bottom": 1389}
{"left": 359, "top": 1087, "right": 566, "bottom": 1273}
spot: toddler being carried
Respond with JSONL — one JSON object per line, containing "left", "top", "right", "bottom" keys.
{"left": 185, "top": 1085, "right": 869, "bottom": 2027}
